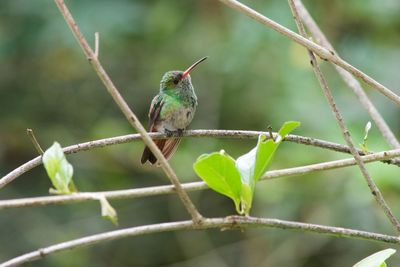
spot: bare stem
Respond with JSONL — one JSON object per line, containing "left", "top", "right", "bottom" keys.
{"left": 2, "top": 129, "right": 399, "bottom": 190}
{"left": 217, "top": 0, "right": 400, "bottom": 106}
{"left": 267, "top": 126, "right": 275, "bottom": 141}
{"left": 288, "top": 0, "right": 400, "bottom": 233}
{"left": 294, "top": 0, "right": 400, "bottom": 149}
{"left": 1, "top": 148, "right": 399, "bottom": 210}
{"left": 53, "top": 0, "right": 202, "bottom": 223}
{"left": 26, "top": 129, "right": 44, "bottom": 155}
{"left": 1, "top": 215, "right": 399, "bottom": 267}
{"left": 94, "top": 32, "right": 99, "bottom": 58}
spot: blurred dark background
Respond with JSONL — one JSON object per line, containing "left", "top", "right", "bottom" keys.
{"left": 1, "top": 0, "right": 400, "bottom": 266}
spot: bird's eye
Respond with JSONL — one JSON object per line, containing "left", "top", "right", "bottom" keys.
{"left": 173, "top": 79, "right": 179, "bottom": 85}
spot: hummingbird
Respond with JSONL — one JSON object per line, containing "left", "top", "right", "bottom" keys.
{"left": 141, "top": 57, "right": 207, "bottom": 165}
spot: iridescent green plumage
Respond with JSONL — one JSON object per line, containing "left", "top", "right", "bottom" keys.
{"left": 141, "top": 57, "right": 206, "bottom": 165}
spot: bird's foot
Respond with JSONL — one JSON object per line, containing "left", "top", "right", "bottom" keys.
{"left": 164, "top": 128, "right": 184, "bottom": 137}
{"left": 165, "top": 129, "right": 174, "bottom": 137}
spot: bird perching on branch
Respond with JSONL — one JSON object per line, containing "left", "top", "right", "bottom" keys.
{"left": 141, "top": 57, "right": 207, "bottom": 165}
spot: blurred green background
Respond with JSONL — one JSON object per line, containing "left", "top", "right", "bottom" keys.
{"left": 1, "top": 0, "right": 400, "bottom": 266}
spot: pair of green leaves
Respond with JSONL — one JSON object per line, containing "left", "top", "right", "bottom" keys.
{"left": 193, "top": 121, "right": 300, "bottom": 215}
{"left": 42, "top": 142, "right": 118, "bottom": 225}
{"left": 43, "top": 142, "right": 76, "bottom": 194}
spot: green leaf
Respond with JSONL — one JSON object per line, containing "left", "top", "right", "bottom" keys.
{"left": 237, "top": 121, "right": 301, "bottom": 186}
{"left": 235, "top": 135, "right": 275, "bottom": 189}
{"left": 278, "top": 121, "right": 301, "bottom": 139}
{"left": 240, "top": 183, "right": 253, "bottom": 216}
{"left": 235, "top": 121, "right": 300, "bottom": 215}
{"left": 235, "top": 145, "right": 257, "bottom": 187}
{"left": 256, "top": 121, "right": 300, "bottom": 179}
{"left": 42, "top": 142, "right": 76, "bottom": 194}
{"left": 252, "top": 135, "right": 278, "bottom": 183}
{"left": 98, "top": 196, "right": 119, "bottom": 226}
{"left": 353, "top": 248, "right": 396, "bottom": 267}
{"left": 193, "top": 150, "right": 242, "bottom": 213}
{"left": 193, "top": 121, "right": 300, "bottom": 216}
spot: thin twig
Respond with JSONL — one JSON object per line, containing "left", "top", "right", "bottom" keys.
{"left": 94, "top": 32, "right": 99, "bottom": 58}
{"left": 267, "top": 126, "right": 275, "bottom": 141}
{"left": 1, "top": 148, "right": 399, "bottom": 210}
{"left": 54, "top": 0, "right": 202, "bottom": 223}
{"left": 1, "top": 216, "right": 399, "bottom": 267}
{"left": 2, "top": 129, "right": 399, "bottom": 190}
{"left": 217, "top": 0, "right": 400, "bottom": 106}
{"left": 294, "top": 0, "right": 400, "bottom": 149}
{"left": 288, "top": 0, "right": 400, "bottom": 233}
{"left": 26, "top": 129, "right": 44, "bottom": 155}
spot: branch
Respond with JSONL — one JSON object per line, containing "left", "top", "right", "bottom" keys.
{"left": 288, "top": 0, "right": 400, "bottom": 233}
{"left": 1, "top": 148, "right": 399, "bottom": 210}
{"left": 216, "top": 0, "right": 400, "bottom": 106}
{"left": 53, "top": 0, "right": 202, "bottom": 223}
{"left": 94, "top": 32, "right": 99, "bottom": 58}
{"left": 2, "top": 130, "right": 399, "bottom": 190}
{"left": 1, "top": 216, "right": 399, "bottom": 267}
{"left": 294, "top": 0, "right": 400, "bottom": 149}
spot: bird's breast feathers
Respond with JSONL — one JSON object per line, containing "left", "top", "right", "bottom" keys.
{"left": 159, "top": 103, "right": 196, "bottom": 130}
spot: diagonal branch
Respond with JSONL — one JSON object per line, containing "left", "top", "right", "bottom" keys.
{"left": 288, "top": 0, "right": 400, "bottom": 233}
{"left": 1, "top": 148, "right": 400, "bottom": 210}
{"left": 295, "top": 0, "right": 400, "bottom": 149}
{"left": 53, "top": 0, "right": 202, "bottom": 223}
{"left": 2, "top": 216, "right": 399, "bottom": 267}
{"left": 2, "top": 130, "right": 399, "bottom": 190}
{"left": 216, "top": 0, "right": 400, "bottom": 106}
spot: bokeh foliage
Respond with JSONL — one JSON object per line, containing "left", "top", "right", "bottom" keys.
{"left": 0, "top": 0, "right": 400, "bottom": 266}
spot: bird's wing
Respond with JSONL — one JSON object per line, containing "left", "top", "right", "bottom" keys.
{"left": 148, "top": 94, "right": 164, "bottom": 132}
{"left": 141, "top": 94, "right": 164, "bottom": 164}
{"left": 141, "top": 94, "right": 182, "bottom": 165}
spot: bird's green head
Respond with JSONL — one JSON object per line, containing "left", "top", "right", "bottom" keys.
{"left": 160, "top": 57, "right": 207, "bottom": 91}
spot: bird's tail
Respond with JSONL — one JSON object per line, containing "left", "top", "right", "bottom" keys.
{"left": 141, "top": 138, "right": 181, "bottom": 165}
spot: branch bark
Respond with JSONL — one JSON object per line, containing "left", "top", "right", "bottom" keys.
{"left": 2, "top": 130, "right": 399, "bottom": 190}
{"left": 294, "top": 0, "right": 400, "bottom": 149}
{"left": 1, "top": 148, "right": 399, "bottom": 210}
{"left": 288, "top": 0, "right": 400, "bottom": 233}
{"left": 2, "top": 216, "right": 399, "bottom": 267}
{"left": 216, "top": 0, "right": 400, "bottom": 106}
{"left": 53, "top": 0, "right": 202, "bottom": 223}
{"left": 1, "top": 3, "right": 399, "bottom": 266}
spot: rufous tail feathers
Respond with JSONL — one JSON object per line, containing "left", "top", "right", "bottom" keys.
{"left": 141, "top": 138, "right": 181, "bottom": 165}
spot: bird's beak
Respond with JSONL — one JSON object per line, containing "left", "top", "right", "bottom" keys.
{"left": 182, "top": 57, "right": 207, "bottom": 80}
